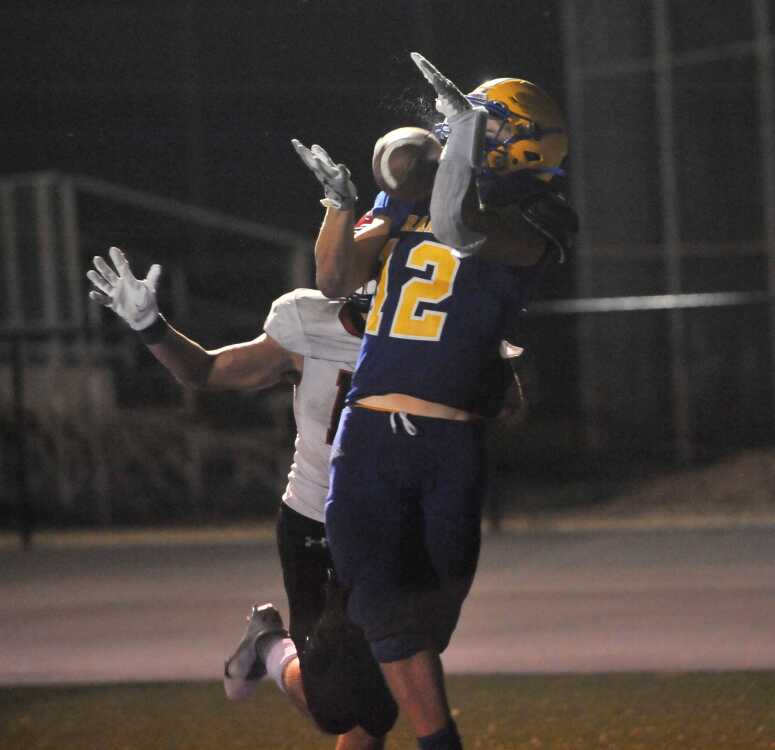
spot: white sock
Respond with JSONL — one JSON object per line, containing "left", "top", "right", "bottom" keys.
{"left": 259, "top": 636, "right": 298, "bottom": 694}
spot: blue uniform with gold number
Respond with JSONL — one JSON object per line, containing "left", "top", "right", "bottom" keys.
{"left": 350, "top": 191, "right": 531, "bottom": 416}
{"left": 326, "top": 191, "right": 542, "bottom": 663}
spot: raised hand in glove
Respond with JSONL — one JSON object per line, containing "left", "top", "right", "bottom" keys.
{"left": 410, "top": 52, "right": 487, "bottom": 255}
{"left": 87, "top": 246, "right": 161, "bottom": 330}
{"left": 410, "top": 52, "right": 472, "bottom": 119}
{"left": 291, "top": 139, "right": 358, "bottom": 210}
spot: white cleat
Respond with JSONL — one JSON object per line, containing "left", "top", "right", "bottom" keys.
{"left": 223, "top": 603, "right": 288, "bottom": 701}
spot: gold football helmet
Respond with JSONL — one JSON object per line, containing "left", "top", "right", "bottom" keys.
{"left": 467, "top": 78, "right": 568, "bottom": 182}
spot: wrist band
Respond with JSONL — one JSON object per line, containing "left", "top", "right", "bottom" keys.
{"left": 138, "top": 314, "right": 170, "bottom": 345}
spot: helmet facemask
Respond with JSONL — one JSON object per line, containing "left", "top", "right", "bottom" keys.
{"left": 434, "top": 78, "right": 568, "bottom": 183}
{"left": 480, "top": 105, "right": 564, "bottom": 180}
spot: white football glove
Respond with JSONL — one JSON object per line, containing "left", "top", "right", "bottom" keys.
{"left": 291, "top": 139, "right": 358, "bottom": 210}
{"left": 86, "top": 246, "right": 161, "bottom": 331}
{"left": 410, "top": 52, "right": 471, "bottom": 119}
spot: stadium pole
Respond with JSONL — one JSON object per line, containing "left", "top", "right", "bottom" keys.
{"left": 753, "top": 0, "right": 775, "bottom": 420}
{"left": 11, "top": 337, "right": 33, "bottom": 548}
{"left": 653, "top": 0, "right": 693, "bottom": 464}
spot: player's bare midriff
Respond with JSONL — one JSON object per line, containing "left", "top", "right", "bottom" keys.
{"left": 356, "top": 393, "right": 479, "bottom": 421}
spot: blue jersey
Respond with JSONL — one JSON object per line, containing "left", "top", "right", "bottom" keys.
{"left": 347, "top": 192, "right": 535, "bottom": 417}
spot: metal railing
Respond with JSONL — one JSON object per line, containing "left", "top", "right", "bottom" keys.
{"left": 1, "top": 172, "right": 313, "bottom": 545}
{"left": 2, "top": 172, "right": 774, "bottom": 546}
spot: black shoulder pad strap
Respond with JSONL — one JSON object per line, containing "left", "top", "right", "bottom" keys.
{"left": 519, "top": 191, "right": 579, "bottom": 263}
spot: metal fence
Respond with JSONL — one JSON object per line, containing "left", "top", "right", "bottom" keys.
{"left": 1, "top": 171, "right": 312, "bottom": 542}
{"left": 1, "top": 171, "right": 774, "bottom": 544}
{"left": 560, "top": 0, "right": 775, "bottom": 465}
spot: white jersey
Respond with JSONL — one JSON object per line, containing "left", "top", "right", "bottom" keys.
{"left": 264, "top": 289, "right": 362, "bottom": 522}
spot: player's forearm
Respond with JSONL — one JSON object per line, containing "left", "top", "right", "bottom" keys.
{"left": 145, "top": 321, "right": 216, "bottom": 389}
{"left": 314, "top": 207, "right": 362, "bottom": 298}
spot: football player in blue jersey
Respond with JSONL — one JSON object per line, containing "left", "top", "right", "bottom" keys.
{"left": 293, "top": 52, "right": 577, "bottom": 750}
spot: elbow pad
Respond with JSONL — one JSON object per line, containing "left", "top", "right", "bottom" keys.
{"left": 429, "top": 107, "right": 488, "bottom": 257}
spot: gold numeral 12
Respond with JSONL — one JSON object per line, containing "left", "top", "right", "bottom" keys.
{"left": 366, "top": 241, "right": 460, "bottom": 341}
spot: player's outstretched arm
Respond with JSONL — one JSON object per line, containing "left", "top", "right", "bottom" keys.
{"left": 411, "top": 52, "right": 568, "bottom": 267}
{"left": 291, "top": 139, "right": 387, "bottom": 298}
{"left": 87, "top": 247, "right": 300, "bottom": 390}
{"left": 312, "top": 207, "right": 389, "bottom": 299}
{"left": 411, "top": 52, "right": 488, "bottom": 256}
{"left": 149, "top": 329, "right": 301, "bottom": 391}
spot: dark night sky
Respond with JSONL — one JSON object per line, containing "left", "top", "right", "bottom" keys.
{"left": 0, "top": 1, "right": 565, "bottom": 234}
{"left": 2, "top": 2, "right": 773, "bottom": 510}
{"left": 0, "top": 1, "right": 578, "bottom": 453}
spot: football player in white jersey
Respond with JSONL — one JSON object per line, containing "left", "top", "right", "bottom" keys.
{"left": 87, "top": 245, "right": 397, "bottom": 750}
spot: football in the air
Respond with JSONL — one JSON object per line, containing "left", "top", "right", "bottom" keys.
{"left": 371, "top": 126, "right": 442, "bottom": 202}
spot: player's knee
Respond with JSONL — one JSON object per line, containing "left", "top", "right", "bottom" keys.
{"left": 300, "top": 608, "right": 398, "bottom": 738}
{"left": 369, "top": 632, "right": 430, "bottom": 663}
{"left": 302, "top": 653, "right": 398, "bottom": 738}
{"left": 360, "top": 583, "right": 466, "bottom": 663}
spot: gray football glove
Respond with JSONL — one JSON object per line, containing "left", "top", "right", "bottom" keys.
{"left": 291, "top": 139, "right": 358, "bottom": 210}
{"left": 410, "top": 52, "right": 471, "bottom": 119}
{"left": 86, "top": 246, "right": 161, "bottom": 330}
{"left": 411, "top": 52, "right": 487, "bottom": 256}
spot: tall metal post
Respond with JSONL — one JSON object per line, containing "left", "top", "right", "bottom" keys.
{"left": 36, "top": 175, "right": 60, "bottom": 337}
{"left": 12, "top": 337, "right": 33, "bottom": 547}
{"left": 1, "top": 183, "right": 22, "bottom": 327}
{"left": 653, "top": 0, "right": 692, "bottom": 464}
{"left": 60, "top": 178, "right": 83, "bottom": 333}
{"left": 753, "top": 0, "right": 775, "bottom": 415}
{"left": 170, "top": 263, "right": 204, "bottom": 518}
{"left": 37, "top": 175, "right": 76, "bottom": 505}
{"left": 560, "top": 0, "right": 601, "bottom": 455}
{"left": 61, "top": 179, "right": 112, "bottom": 522}
{"left": 2, "top": 183, "right": 33, "bottom": 546}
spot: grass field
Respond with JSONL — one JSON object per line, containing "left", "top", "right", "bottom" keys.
{"left": 2, "top": 672, "right": 774, "bottom": 749}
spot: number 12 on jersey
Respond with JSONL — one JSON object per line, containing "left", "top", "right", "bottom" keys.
{"left": 365, "top": 241, "right": 460, "bottom": 341}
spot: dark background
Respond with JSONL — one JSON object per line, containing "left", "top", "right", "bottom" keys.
{"left": 0, "top": 1, "right": 579, "bottom": 528}
{"left": 2, "top": 1, "right": 774, "bottom": 529}
{"left": 0, "top": 0, "right": 565, "bottom": 235}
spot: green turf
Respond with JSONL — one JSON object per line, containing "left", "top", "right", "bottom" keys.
{"left": 2, "top": 673, "right": 774, "bottom": 749}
